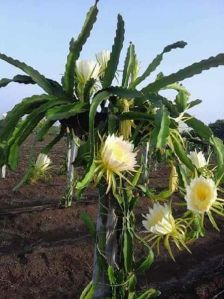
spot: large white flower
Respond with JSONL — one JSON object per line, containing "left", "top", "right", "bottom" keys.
{"left": 188, "top": 150, "right": 207, "bottom": 169}
{"left": 142, "top": 203, "right": 175, "bottom": 236}
{"left": 30, "top": 153, "right": 52, "bottom": 184}
{"left": 96, "top": 50, "right": 110, "bottom": 75}
{"left": 185, "top": 176, "right": 217, "bottom": 213}
{"left": 101, "top": 134, "right": 137, "bottom": 173}
{"left": 75, "top": 59, "right": 100, "bottom": 83}
{"left": 142, "top": 203, "right": 189, "bottom": 260}
{"left": 95, "top": 134, "right": 137, "bottom": 192}
{"left": 35, "top": 153, "right": 51, "bottom": 171}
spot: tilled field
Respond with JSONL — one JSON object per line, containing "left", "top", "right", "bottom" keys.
{"left": 0, "top": 135, "right": 224, "bottom": 299}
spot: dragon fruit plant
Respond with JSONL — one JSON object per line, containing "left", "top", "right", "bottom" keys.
{"left": 1, "top": 1, "right": 224, "bottom": 298}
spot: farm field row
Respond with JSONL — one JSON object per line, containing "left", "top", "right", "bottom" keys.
{"left": 0, "top": 136, "right": 223, "bottom": 298}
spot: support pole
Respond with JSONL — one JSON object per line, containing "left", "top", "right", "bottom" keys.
{"left": 1, "top": 165, "right": 6, "bottom": 179}
{"left": 92, "top": 189, "right": 120, "bottom": 298}
{"left": 64, "top": 128, "right": 78, "bottom": 206}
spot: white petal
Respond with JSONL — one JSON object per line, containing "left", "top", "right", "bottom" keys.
{"left": 142, "top": 203, "right": 175, "bottom": 235}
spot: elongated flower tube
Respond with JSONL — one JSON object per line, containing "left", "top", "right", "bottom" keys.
{"left": 142, "top": 203, "right": 189, "bottom": 260}
{"left": 185, "top": 176, "right": 217, "bottom": 213}
{"left": 188, "top": 150, "right": 207, "bottom": 169}
{"left": 120, "top": 99, "right": 134, "bottom": 140}
{"left": 96, "top": 50, "right": 110, "bottom": 76}
{"left": 168, "top": 164, "right": 178, "bottom": 193}
{"left": 95, "top": 134, "right": 137, "bottom": 193}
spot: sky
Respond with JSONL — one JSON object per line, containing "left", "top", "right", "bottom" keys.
{"left": 0, "top": 0, "right": 224, "bottom": 124}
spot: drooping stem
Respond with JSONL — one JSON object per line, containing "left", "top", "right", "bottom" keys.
{"left": 142, "top": 141, "right": 158, "bottom": 184}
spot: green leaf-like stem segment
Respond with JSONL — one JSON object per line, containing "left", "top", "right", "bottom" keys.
{"left": 135, "top": 249, "right": 154, "bottom": 273}
{"left": 102, "top": 15, "right": 125, "bottom": 88}
{"left": 0, "top": 75, "right": 35, "bottom": 88}
{"left": 122, "top": 42, "right": 136, "bottom": 88}
{"left": 46, "top": 101, "right": 88, "bottom": 121}
{"left": 184, "top": 114, "right": 213, "bottom": 140}
{"left": 131, "top": 41, "right": 187, "bottom": 88}
{"left": 0, "top": 94, "right": 59, "bottom": 142}
{"left": 0, "top": 53, "right": 62, "bottom": 95}
{"left": 142, "top": 53, "right": 224, "bottom": 94}
{"left": 151, "top": 106, "right": 170, "bottom": 149}
{"left": 36, "top": 120, "right": 56, "bottom": 141}
{"left": 63, "top": 3, "right": 98, "bottom": 95}
{"left": 7, "top": 99, "right": 67, "bottom": 169}
{"left": 171, "top": 134, "right": 194, "bottom": 171}
{"left": 211, "top": 137, "right": 224, "bottom": 183}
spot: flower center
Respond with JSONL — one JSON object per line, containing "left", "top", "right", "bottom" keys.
{"left": 152, "top": 213, "right": 164, "bottom": 225}
{"left": 195, "top": 183, "right": 211, "bottom": 201}
{"left": 111, "top": 144, "right": 125, "bottom": 162}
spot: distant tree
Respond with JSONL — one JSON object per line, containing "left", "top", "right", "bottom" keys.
{"left": 209, "top": 119, "right": 224, "bottom": 140}
{"left": 0, "top": 119, "right": 4, "bottom": 131}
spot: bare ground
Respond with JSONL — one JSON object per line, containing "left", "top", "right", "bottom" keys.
{"left": 0, "top": 135, "right": 224, "bottom": 298}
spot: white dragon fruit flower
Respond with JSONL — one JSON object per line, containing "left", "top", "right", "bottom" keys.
{"left": 95, "top": 134, "right": 137, "bottom": 193}
{"left": 96, "top": 50, "right": 110, "bottom": 75}
{"left": 185, "top": 176, "right": 217, "bottom": 213}
{"left": 188, "top": 150, "right": 207, "bottom": 169}
{"left": 142, "top": 203, "right": 175, "bottom": 235}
